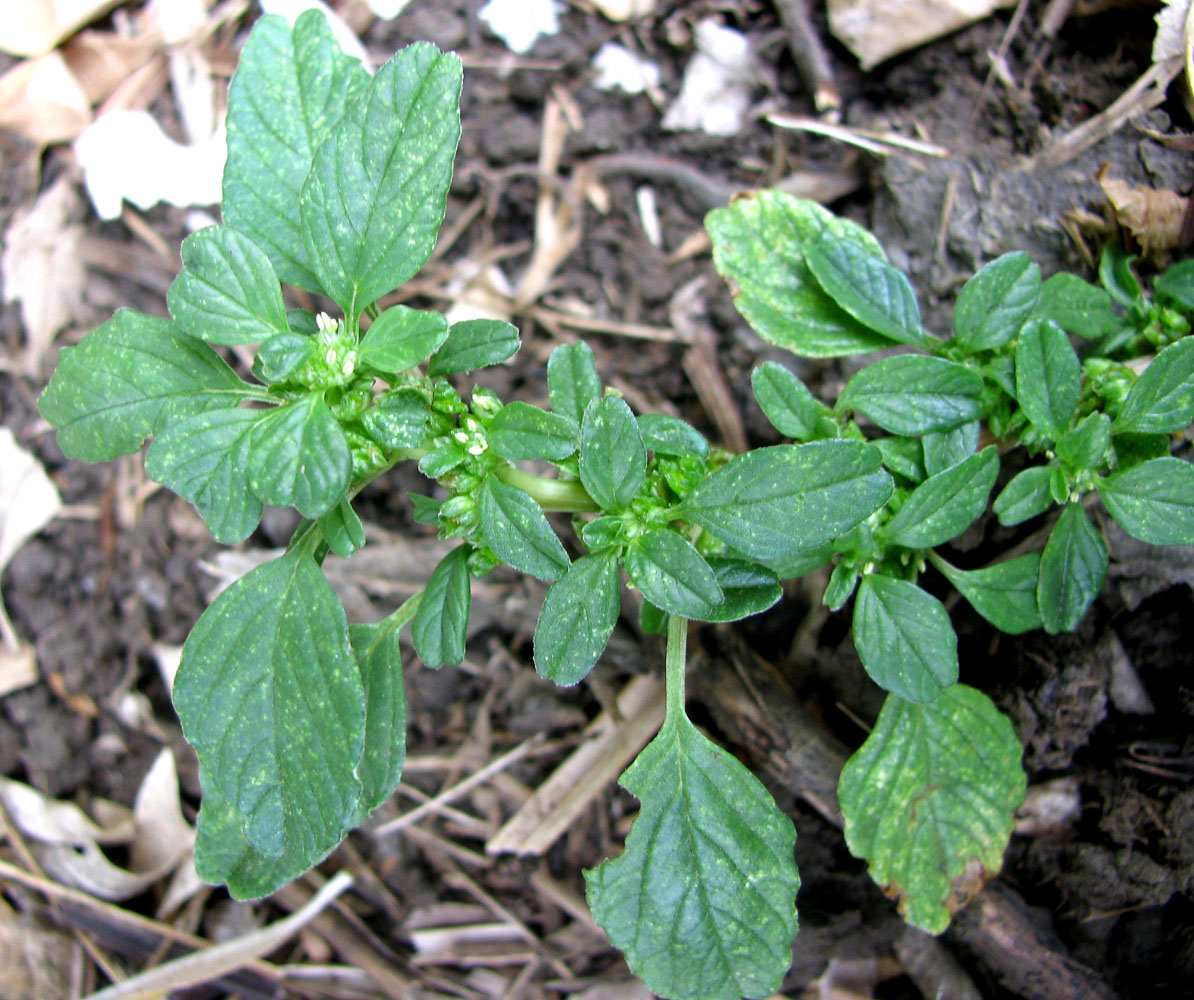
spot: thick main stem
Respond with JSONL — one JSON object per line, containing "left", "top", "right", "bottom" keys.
{"left": 495, "top": 464, "right": 601, "bottom": 512}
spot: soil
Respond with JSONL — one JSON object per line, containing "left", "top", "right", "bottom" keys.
{"left": 1, "top": 1, "right": 1192, "bottom": 998}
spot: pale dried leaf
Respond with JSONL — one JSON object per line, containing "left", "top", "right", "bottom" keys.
{"left": 131, "top": 748, "right": 194, "bottom": 873}
{"left": 0, "top": 642, "right": 39, "bottom": 698}
{"left": 4, "top": 0, "right": 123, "bottom": 57}
{"left": 366, "top": 0, "right": 415, "bottom": 16}
{"left": 591, "top": 0, "right": 656, "bottom": 20}
{"left": 0, "top": 776, "right": 133, "bottom": 847}
{"left": 0, "top": 52, "right": 92, "bottom": 145}
{"left": 1098, "top": 167, "right": 1189, "bottom": 258}
{"left": 1153, "top": 0, "right": 1192, "bottom": 62}
{"left": 0, "top": 912, "right": 77, "bottom": 1000}
{"left": 591, "top": 42, "right": 661, "bottom": 95}
{"left": 479, "top": 0, "right": 563, "bottom": 54}
{"left": 35, "top": 838, "right": 175, "bottom": 900}
{"left": 150, "top": 643, "right": 183, "bottom": 690}
{"left": 0, "top": 428, "right": 64, "bottom": 570}
{"left": 662, "top": 19, "right": 756, "bottom": 135}
{"left": 61, "top": 30, "right": 162, "bottom": 104}
{"left": 1, "top": 178, "right": 87, "bottom": 372}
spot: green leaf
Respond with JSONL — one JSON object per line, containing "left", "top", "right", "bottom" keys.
{"left": 145, "top": 408, "right": 263, "bottom": 543}
{"left": 1096, "top": 457, "right": 1194, "bottom": 544}
{"left": 361, "top": 388, "right": 431, "bottom": 450}
{"left": 580, "top": 396, "right": 646, "bottom": 513}
{"left": 174, "top": 547, "right": 364, "bottom": 861}
{"left": 1112, "top": 431, "right": 1171, "bottom": 469}
{"left": 873, "top": 437, "right": 925, "bottom": 484}
{"left": 823, "top": 560, "right": 860, "bottom": 611}
{"left": 921, "top": 421, "right": 979, "bottom": 476}
{"left": 1055, "top": 412, "right": 1111, "bottom": 470}
{"left": 1015, "top": 318, "right": 1080, "bottom": 440}
{"left": 39, "top": 310, "right": 243, "bottom": 462}
{"left": 350, "top": 621, "right": 407, "bottom": 819}
{"left": 838, "top": 355, "right": 984, "bottom": 436}
{"left": 318, "top": 496, "right": 366, "bottom": 557}
{"left": 624, "top": 528, "right": 723, "bottom": 619}
{"left": 411, "top": 547, "right": 471, "bottom": 668}
{"left": 751, "top": 361, "right": 830, "bottom": 440}
{"left": 934, "top": 553, "right": 1042, "bottom": 634}
{"left": 677, "top": 442, "right": 892, "bottom": 561}
{"left": 1112, "top": 337, "right": 1194, "bottom": 434}
{"left": 427, "top": 319, "right": 520, "bottom": 376}
{"left": 586, "top": 712, "right": 799, "bottom": 1000}
{"left": 993, "top": 465, "right": 1054, "bottom": 525}
{"left": 358, "top": 306, "right": 449, "bottom": 376}
{"left": 706, "top": 190, "right": 891, "bottom": 357}
{"left": 1155, "top": 258, "right": 1194, "bottom": 309}
{"left": 838, "top": 685, "right": 1026, "bottom": 934}
{"left": 952, "top": 251, "right": 1040, "bottom": 350}
{"left": 223, "top": 12, "right": 369, "bottom": 292}
{"left": 804, "top": 231, "right": 926, "bottom": 345}
{"left": 853, "top": 575, "right": 957, "bottom": 702}
{"left": 637, "top": 414, "right": 709, "bottom": 458}
{"left": 882, "top": 447, "right": 998, "bottom": 549}
{"left": 301, "top": 42, "right": 462, "bottom": 318}
{"left": 1034, "top": 272, "right": 1118, "bottom": 337}
{"left": 167, "top": 226, "right": 288, "bottom": 345}
{"left": 255, "top": 332, "right": 314, "bottom": 383}
{"left": 1098, "top": 242, "right": 1141, "bottom": 307}
{"left": 479, "top": 477, "right": 570, "bottom": 580}
{"left": 1037, "top": 503, "right": 1107, "bottom": 633}
{"left": 701, "top": 558, "right": 782, "bottom": 622}
{"left": 488, "top": 402, "right": 579, "bottom": 461}
{"left": 246, "top": 394, "right": 352, "bottom": 518}
{"left": 547, "top": 340, "right": 601, "bottom": 423}
{"left": 534, "top": 552, "right": 620, "bottom": 686}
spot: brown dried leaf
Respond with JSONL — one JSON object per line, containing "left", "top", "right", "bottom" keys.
{"left": 0, "top": 913, "right": 77, "bottom": 1000}
{"left": 0, "top": 52, "right": 91, "bottom": 145}
{"left": 61, "top": 29, "right": 162, "bottom": 105}
{"left": 5, "top": 0, "right": 123, "bottom": 56}
{"left": 1098, "top": 165, "right": 1190, "bottom": 259}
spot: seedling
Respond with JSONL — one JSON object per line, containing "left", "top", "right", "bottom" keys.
{"left": 38, "top": 13, "right": 1194, "bottom": 1000}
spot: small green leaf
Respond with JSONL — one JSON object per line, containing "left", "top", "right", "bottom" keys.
{"left": 479, "top": 477, "right": 570, "bottom": 580}
{"left": 418, "top": 441, "right": 464, "bottom": 479}
{"left": 145, "top": 408, "right": 263, "bottom": 543}
{"left": 1034, "top": 272, "right": 1118, "bottom": 337}
{"left": 318, "top": 496, "right": 366, "bottom": 557}
{"left": 174, "top": 547, "right": 364, "bottom": 861}
{"left": 361, "top": 388, "right": 431, "bottom": 450}
{"left": 934, "top": 554, "right": 1042, "bottom": 634}
{"left": 350, "top": 621, "right": 407, "bottom": 819}
{"left": 637, "top": 414, "right": 709, "bottom": 458}
{"left": 952, "top": 252, "right": 1040, "bottom": 350}
{"left": 1015, "top": 319, "right": 1080, "bottom": 440}
{"left": 38, "top": 310, "right": 244, "bottom": 462}
{"left": 1055, "top": 412, "right": 1111, "bottom": 470}
{"left": 853, "top": 575, "right": 957, "bottom": 702}
{"left": 921, "top": 421, "right": 979, "bottom": 476}
{"left": 488, "top": 402, "right": 579, "bottom": 461}
{"left": 701, "top": 558, "right": 782, "bottom": 622}
{"left": 1096, "top": 457, "right": 1194, "bottom": 544}
{"left": 580, "top": 396, "right": 646, "bottom": 513}
{"left": 624, "top": 528, "right": 723, "bottom": 619}
{"left": 586, "top": 713, "right": 799, "bottom": 1000}
{"left": 255, "top": 332, "right": 314, "bottom": 383}
{"left": 805, "top": 231, "right": 926, "bottom": 345}
{"left": 534, "top": 552, "right": 620, "bottom": 686}
{"left": 1112, "top": 338, "right": 1194, "bottom": 434}
{"left": 167, "top": 226, "right": 288, "bottom": 344}
{"left": 706, "top": 190, "right": 891, "bottom": 357}
{"left": 838, "top": 355, "right": 984, "bottom": 436}
{"left": 223, "top": 11, "right": 370, "bottom": 292}
{"left": 412, "top": 547, "right": 471, "bottom": 668}
{"left": 823, "top": 560, "right": 860, "bottom": 611}
{"left": 838, "top": 685, "right": 1026, "bottom": 934}
{"left": 358, "top": 306, "right": 449, "bottom": 376}
{"left": 751, "top": 361, "right": 830, "bottom": 440}
{"left": 993, "top": 465, "right": 1054, "bottom": 525}
{"left": 677, "top": 442, "right": 892, "bottom": 560}
{"left": 1037, "top": 503, "right": 1107, "bottom": 633}
{"left": 580, "top": 515, "right": 625, "bottom": 551}
{"left": 873, "top": 437, "right": 925, "bottom": 484}
{"left": 246, "top": 394, "right": 352, "bottom": 518}
{"left": 1155, "top": 259, "right": 1194, "bottom": 309}
{"left": 301, "top": 42, "right": 462, "bottom": 318}
{"left": 547, "top": 341, "right": 601, "bottom": 423}
{"left": 882, "top": 447, "right": 998, "bottom": 549}
{"left": 1099, "top": 242, "right": 1141, "bottom": 307}
{"left": 428, "top": 319, "right": 521, "bottom": 376}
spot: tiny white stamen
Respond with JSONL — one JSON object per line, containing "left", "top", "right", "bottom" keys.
{"left": 325, "top": 348, "right": 337, "bottom": 366}
{"left": 316, "top": 312, "right": 337, "bottom": 333}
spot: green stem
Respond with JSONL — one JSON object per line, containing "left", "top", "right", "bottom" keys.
{"left": 375, "top": 589, "right": 424, "bottom": 641}
{"left": 494, "top": 465, "right": 601, "bottom": 513}
{"left": 664, "top": 614, "right": 689, "bottom": 724}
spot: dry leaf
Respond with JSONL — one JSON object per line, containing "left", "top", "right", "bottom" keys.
{"left": 0, "top": 51, "right": 92, "bottom": 145}
{"left": 0, "top": 776, "right": 133, "bottom": 846}
{"left": 62, "top": 30, "right": 162, "bottom": 105}
{"left": 1097, "top": 165, "right": 1190, "bottom": 260}
{"left": 0, "top": 643, "right": 39, "bottom": 699}
{"left": 366, "top": 0, "right": 415, "bottom": 16}
{"left": 4, "top": 0, "right": 123, "bottom": 57}
{"left": 0, "top": 912, "right": 77, "bottom": 1000}
{"left": 591, "top": 0, "right": 656, "bottom": 20}
{"left": 1, "top": 176, "right": 87, "bottom": 373}
{"left": 1153, "top": 0, "right": 1193, "bottom": 62}
{"left": 131, "top": 748, "right": 194, "bottom": 873}
{"left": 662, "top": 19, "right": 756, "bottom": 136}
{"left": 479, "top": 0, "right": 563, "bottom": 54}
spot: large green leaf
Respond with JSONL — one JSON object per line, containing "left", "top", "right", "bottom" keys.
{"left": 804, "top": 231, "right": 926, "bottom": 345}
{"left": 300, "top": 42, "right": 462, "bottom": 319}
{"left": 427, "top": 319, "right": 520, "bottom": 376}
{"left": 921, "top": 421, "right": 979, "bottom": 476}
{"left": 933, "top": 553, "right": 1042, "bottom": 634}
{"left": 38, "top": 310, "right": 243, "bottom": 461}
{"left": 1015, "top": 319, "right": 1080, "bottom": 440}
{"left": 624, "top": 528, "right": 723, "bottom": 619}
{"left": 1096, "top": 457, "right": 1194, "bottom": 545}
{"left": 1033, "top": 272, "right": 1118, "bottom": 338}
{"left": 882, "top": 447, "right": 998, "bottom": 549}
{"left": 586, "top": 711, "right": 799, "bottom": 1000}
{"left": 677, "top": 442, "right": 892, "bottom": 560}
{"left": 701, "top": 558, "right": 782, "bottom": 622}
{"left": 479, "top": 476, "right": 570, "bottom": 580}
{"left": 952, "top": 252, "right": 1040, "bottom": 350}
{"left": 1112, "top": 337, "right": 1194, "bottom": 434}
{"left": 350, "top": 622, "right": 407, "bottom": 819}
{"left": 1055, "top": 412, "right": 1111, "bottom": 470}
{"left": 838, "top": 355, "right": 984, "bottom": 436}
{"left": 488, "top": 402, "right": 579, "bottom": 461}
{"left": 145, "top": 407, "right": 263, "bottom": 543}
{"left": 1037, "top": 503, "right": 1107, "bottom": 633}
{"left": 534, "top": 552, "right": 620, "bottom": 686}
{"left": 222, "top": 12, "right": 369, "bottom": 292}
{"left": 547, "top": 340, "right": 601, "bottom": 423}
{"left": 174, "top": 548, "right": 364, "bottom": 861}
{"left": 411, "top": 547, "right": 471, "bottom": 668}
{"left": 706, "top": 190, "right": 891, "bottom": 357}
{"left": 580, "top": 396, "right": 646, "bottom": 513}
{"left": 357, "top": 305, "right": 449, "bottom": 376}
{"left": 838, "top": 685, "right": 1026, "bottom": 934}
{"left": 167, "top": 226, "right": 288, "bottom": 344}
{"left": 853, "top": 574, "right": 957, "bottom": 702}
